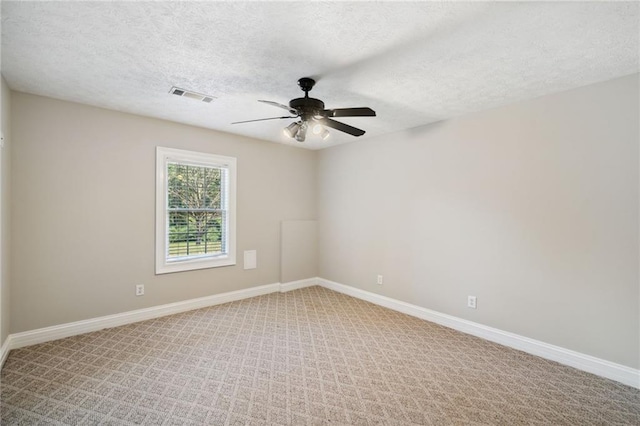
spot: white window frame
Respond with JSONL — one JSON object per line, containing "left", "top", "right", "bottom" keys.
{"left": 155, "top": 147, "right": 236, "bottom": 274}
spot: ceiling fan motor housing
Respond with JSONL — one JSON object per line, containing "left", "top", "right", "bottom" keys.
{"left": 290, "top": 97, "right": 325, "bottom": 121}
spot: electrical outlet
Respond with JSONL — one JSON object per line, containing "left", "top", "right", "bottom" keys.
{"left": 467, "top": 295, "right": 477, "bottom": 309}
{"left": 136, "top": 284, "right": 144, "bottom": 296}
{"left": 377, "top": 275, "right": 383, "bottom": 285}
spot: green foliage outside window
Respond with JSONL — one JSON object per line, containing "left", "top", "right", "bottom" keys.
{"left": 167, "top": 163, "right": 226, "bottom": 258}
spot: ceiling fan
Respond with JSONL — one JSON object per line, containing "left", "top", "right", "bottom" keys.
{"left": 232, "top": 77, "right": 376, "bottom": 142}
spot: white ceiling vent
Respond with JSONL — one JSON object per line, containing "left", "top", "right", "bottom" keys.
{"left": 169, "top": 86, "right": 215, "bottom": 103}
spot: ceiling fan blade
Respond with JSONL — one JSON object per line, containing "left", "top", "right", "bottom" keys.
{"left": 258, "top": 100, "right": 299, "bottom": 115}
{"left": 317, "top": 118, "right": 366, "bottom": 137}
{"left": 231, "top": 116, "right": 295, "bottom": 125}
{"left": 323, "top": 107, "right": 376, "bottom": 118}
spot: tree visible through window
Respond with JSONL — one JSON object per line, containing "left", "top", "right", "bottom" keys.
{"left": 156, "top": 147, "right": 236, "bottom": 274}
{"left": 167, "top": 163, "right": 225, "bottom": 259}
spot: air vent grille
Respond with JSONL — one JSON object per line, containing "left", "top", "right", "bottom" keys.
{"left": 169, "top": 86, "right": 216, "bottom": 103}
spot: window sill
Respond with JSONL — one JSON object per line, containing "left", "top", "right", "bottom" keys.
{"left": 155, "top": 255, "right": 236, "bottom": 275}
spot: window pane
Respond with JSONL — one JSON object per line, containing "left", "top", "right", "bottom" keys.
{"left": 168, "top": 211, "right": 224, "bottom": 259}
{"left": 167, "top": 163, "right": 223, "bottom": 210}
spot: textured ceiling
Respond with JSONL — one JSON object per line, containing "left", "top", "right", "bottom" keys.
{"left": 1, "top": 1, "right": 638, "bottom": 150}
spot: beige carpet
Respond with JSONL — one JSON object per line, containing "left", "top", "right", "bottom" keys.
{"left": 1, "top": 286, "right": 638, "bottom": 425}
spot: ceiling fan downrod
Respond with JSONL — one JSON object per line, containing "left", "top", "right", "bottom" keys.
{"left": 290, "top": 78, "right": 325, "bottom": 122}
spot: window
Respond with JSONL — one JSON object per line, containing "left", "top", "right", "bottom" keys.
{"left": 156, "top": 147, "right": 236, "bottom": 274}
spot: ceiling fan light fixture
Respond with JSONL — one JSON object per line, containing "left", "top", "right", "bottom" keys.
{"left": 284, "top": 121, "right": 301, "bottom": 138}
{"left": 312, "top": 123, "right": 330, "bottom": 140}
{"left": 295, "top": 122, "right": 308, "bottom": 142}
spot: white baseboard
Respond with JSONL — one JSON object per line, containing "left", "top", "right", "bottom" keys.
{"left": 8, "top": 282, "right": 282, "bottom": 351}
{"left": 0, "top": 335, "right": 10, "bottom": 368}
{"left": 279, "top": 277, "right": 318, "bottom": 292}
{"left": 316, "top": 278, "right": 640, "bottom": 389}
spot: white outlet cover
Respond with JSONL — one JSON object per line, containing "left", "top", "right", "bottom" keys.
{"left": 244, "top": 250, "right": 257, "bottom": 270}
{"left": 467, "top": 296, "right": 477, "bottom": 309}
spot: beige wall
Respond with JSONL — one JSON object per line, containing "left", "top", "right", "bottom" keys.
{"left": 317, "top": 74, "right": 639, "bottom": 368}
{"left": 281, "top": 220, "right": 317, "bottom": 283}
{"left": 10, "top": 93, "right": 317, "bottom": 333}
{"left": 1, "top": 76, "right": 11, "bottom": 345}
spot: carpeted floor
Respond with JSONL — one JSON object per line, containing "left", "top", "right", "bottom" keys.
{"left": 1, "top": 286, "right": 639, "bottom": 425}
